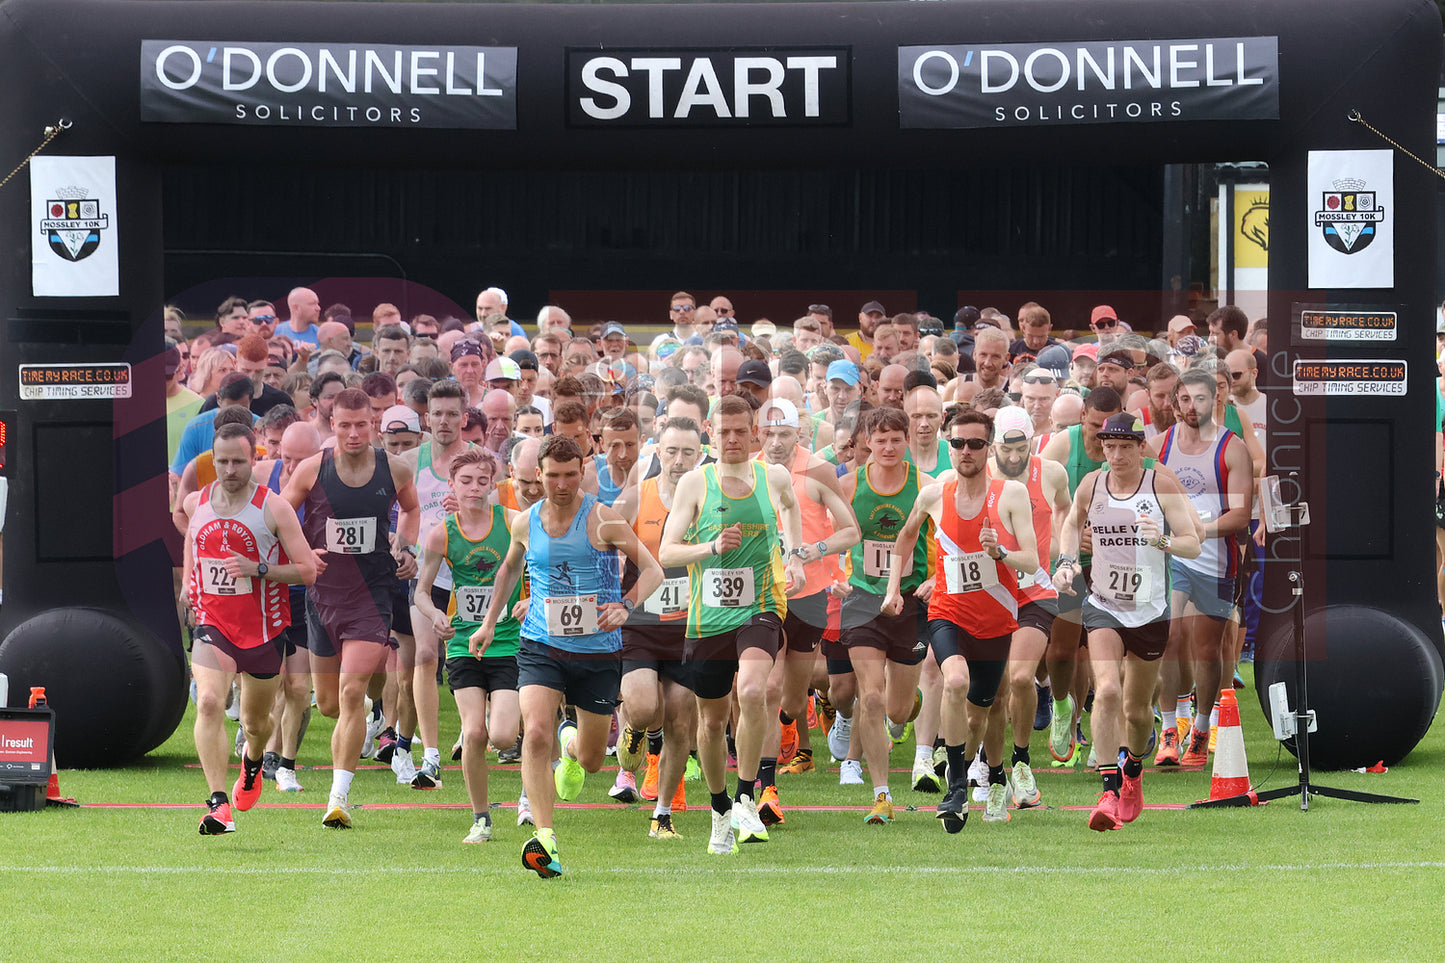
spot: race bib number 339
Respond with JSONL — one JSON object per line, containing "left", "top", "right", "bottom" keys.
{"left": 703, "top": 567, "right": 756, "bottom": 608}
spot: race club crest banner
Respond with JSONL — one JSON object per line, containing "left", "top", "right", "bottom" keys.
{"left": 30, "top": 155, "right": 119, "bottom": 297}
{"left": 1308, "top": 149, "right": 1393, "bottom": 289}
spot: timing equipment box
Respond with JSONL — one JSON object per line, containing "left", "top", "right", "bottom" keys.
{"left": 0, "top": 706, "right": 55, "bottom": 812}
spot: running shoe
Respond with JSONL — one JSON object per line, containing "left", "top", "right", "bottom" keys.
{"left": 932, "top": 745, "right": 948, "bottom": 778}
{"left": 708, "top": 810, "right": 737, "bottom": 855}
{"left": 838, "top": 759, "right": 864, "bottom": 786}
{"left": 780, "top": 750, "right": 815, "bottom": 775}
{"left": 554, "top": 721, "right": 586, "bottom": 801}
{"left": 1087, "top": 790, "right": 1122, "bottom": 832}
{"left": 1086, "top": 744, "right": 1098, "bottom": 768}
{"left": 262, "top": 751, "right": 280, "bottom": 781}
{"left": 733, "top": 795, "right": 769, "bottom": 843}
{"left": 805, "top": 694, "right": 819, "bottom": 732}
{"left": 827, "top": 714, "right": 853, "bottom": 762}
{"left": 863, "top": 791, "right": 894, "bottom": 825}
{"left": 275, "top": 767, "right": 304, "bottom": 793}
{"left": 464, "top": 815, "right": 493, "bottom": 844}
{"left": 906, "top": 687, "right": 923, "bottom": 723}
{"left": 1180, "top": 729, "right": 1209, "bottom": 768}
{"left": 198, "top": 796, "right": 235, "bottom": 835}
{"left": 1209, "top": 724, "right": 1218, "bottom": 753}
{"left": 758, "top": 785, "right": 785, "bottom": 826}
{"left": 232, "top": 725, "right": 246, "bottom": 758}
{"left": 617, "top": 725, "right": 646, "bottom": 773}
{"left": 1176, "top": 716, "right": 1191, "bottom": 748}
{"left": 1119, "top": 772, "right": 1143, "bottom": 824}
{"left": 684, "top": 755, "right": 701, "bottom": 783}
{"left": 232, "top": 758, "right": 263, "bottom": 812}
{"left": 815, "top": 693, "right": 836, "bottom": 738}
{"left": 516, "top": 791, "right": 534, "bottom": 827}
{"left": 1010, "top": 760, "right": 1041, "bottom": 809}
{"left": 375, "top": 727, "right": 397, "bottom": 765}
{"left": 912, "top": 755, "right": 943, "bottom": 793}
{"left": 968, "top": 753, "right": 989, "bottom": 803}
{"left": 497, "top": 737, "right": 522, "bottom": 764}
{"left": 322, "top": 794, "right": 352, "bottom": 829}
{"left": 1033, "top": 683, "right": 1052, "bottom": 731}
{"left": 640, "top": 753, "right": 661, "bottom": 800}
{"left": 360, "top": 706, "right": 382, "bottom": 760}
{"left": 608, "top": 769, "right": 639, "bottom": 804}
{"left": 888, "top": 719, "right": 913, "bottom": 746}
{"left": 669, "top": 777, "right": 687, "bottom": 813}
{"left": 779, "top": 720, "right": 799, "bottom": 767}
{"left": 522, "top": 832, "right": 562, "bottom": 878}
{"left": 1154, "top": 729, "right": 1180, "bottom": 766}
{"left": 1145, "top": 718, "right": 1159, "bottom": 759}
{"left": 451, "top": 735, "right": 464, "bottom": 762}
{"left": 1076, "top": 721, "right": 1090, "bottom": 748}
{"left": 1049, "top": 694, "right": 1076, "bottom": 762}
{"left": 392, "top": 750, "right": 418, "bottom": 785}
{"left": 412, "top": 759, "right": 443, "bottom": 790}
{"left": 1233, "top": 670, "right": 1246, "bottom": 689}
{"left": 225, "top": 682, "right": 241, "bottom": 721}
{"left": 983, "top": 780, "right": 1011, "bottom": 823}
{"left": 936, "top": 786, "right": 968, "bottom": 834}
{"left": 649, "top": 813, "right": 682, "bottom": 840}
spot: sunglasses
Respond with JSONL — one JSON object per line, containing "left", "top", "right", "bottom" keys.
{"left": 1230, "top": 371, "right": 1245, "bottom": 380}
{"left": 808, "top": 304, "right": 830, "bottom": 314}
{"left": 1094, "top": 319, "right": 1119, "bottom": 329}
{"left": 251, "top": 315, "right": 277, "bottom": 324}
{"left": 948, "top": 436, "right": 989, "bottom": 451}
{"left": 671, "top": 304, "right": 694, "bottom": 313}
{"left": 1021, "top": 372, "right": 1057, "bottom": 385}
{"left": 714, "top": 307, "right": 732, "bottom": 315}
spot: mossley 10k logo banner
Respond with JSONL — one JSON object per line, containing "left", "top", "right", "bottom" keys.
{"left": 898, "top": 37, "right": 1278, "bottom": 129}
{"left": 140, "top": 41, "right": 518, "bottom": 129}
{"left": 31, "top": 156, "right": 118, "bottom": 298}
{"left": 1308, "top": 150, "right": 1393, "bottom": 289}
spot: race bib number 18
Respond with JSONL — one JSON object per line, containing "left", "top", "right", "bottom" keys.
{"left": 200, "top": 558, "right": 251, "bottom": 596}
{"left": 326, "top": 517, "right": 376, "bottom": 555}
{"left": 703, "top": 567, "right": 756, "bottom": 608}
{"left": 943, "top": 552, "right": 999, "bottom": 594}
{"left": 545, "top": 594, "right": 599, "bottom": 637}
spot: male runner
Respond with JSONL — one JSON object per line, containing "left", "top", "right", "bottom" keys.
{"left": 1054, "top": 414, "right": 1200, "bottom": 830}
{"left": 611, "top": 417, "right": 707, "bottom": 839}
{"left": 413, "top": 448, "right": 523, "bottom": 843}
{"left": 473, "top": 434, "right": 663, "bottom": 878}
{"left": 659, "top": 395, "right": 805, "bottom": 855}
{"left": 185, "top": 423, "right": 316, "bottom": 834}
{"left": 885, "top": 409, "right": 1038, "bottom": 829}
{"left": 283, "top": 388, "right": 420, "bottom": 829}
{"left": 494, "top": 437, "right": 544, "bottom": 513}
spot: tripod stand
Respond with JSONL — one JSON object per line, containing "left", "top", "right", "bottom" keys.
{"left": 1190, "top": 496, "right": 1418, "bottom": 810}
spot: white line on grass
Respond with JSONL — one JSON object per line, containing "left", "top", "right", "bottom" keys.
{"left": 5, "top": 861, "right": 1443, "bottom": 877}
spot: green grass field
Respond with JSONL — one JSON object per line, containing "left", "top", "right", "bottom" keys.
{"left": 5, "top": 667, "right": 1443, "bottom": 963}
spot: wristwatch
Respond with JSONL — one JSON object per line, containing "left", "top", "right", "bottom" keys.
{"left": 255, "top": 561, "right": 268, "bottom": 578}
{"left": 990, "top": 546, "right": 1009, "bottom": 563}
{"left": 816, "top": 540, "right": 829, "bottom": 556}
{"left": 622, "top": 598, "right": 635, "bottom": 613}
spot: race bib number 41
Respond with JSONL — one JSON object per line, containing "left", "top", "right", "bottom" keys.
{"left": 326, "top": 517, "right": 376, "bottom": 555}
{"left": 454, "top": 586, "right": 494, "bottom": 622}
{"left": 545, "top": 594, "right": 599, "bottom": 637}
{"left": 702, "top": 567, "right": 756, "bottom": 608}
{"left": 644, "top": 576, "right": 689, "bottom": 616}
{"left": 943, "top": 552, "right": 999, "bottom": 594}
{"left": 200, "top": 558, "right": 252, "bottom": 596}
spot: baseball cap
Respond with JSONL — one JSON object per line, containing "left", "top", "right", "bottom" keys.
{"left": 1173, "top": 334, "right": 1209, "bottom": 359}
{"left": 1096, "top": 413, "right": 1145, "bottom": 441}
{"left": 1097, "top": 350, "right": 1135, "bottom": 370}
{"left": 1091, "top": 305, "right": 1119, "bottom": 326}
{"left": 602, "top": 322, "right": 627, "bottom": 340}
{"left": 486, "top": 357, "right": 521, "bottom": 381}
{"left": 1035, "top": 343, "right": 1072, "bottom": 379}
{"left": 974, "top": 317, "right": 1001, "bottom": 330}
{"left": 714, "top": 319, "right": 740, "bottom": 334}
{"left": 993, "top": 406, "right": 1034, "bottom": 442}
{"left": 450, "top": 338, "right": 486, "bottom": 362}
{"left": 163, "top": 343, "right": 182, "bottom": 377}
{"left": 860, "top": 300, "right": 887, "bottom": 316}
{"left": 826, "top": 359, "right": 861, "bottom": 386}
{"left": 752, "top": 319, "right": 777, "bottom": 338}
{"left": 654, "top": 338, "right": 682, "bottom": 360}
{"left": 954, "top": 305, "right": 981, "bottom": 329}
{"left": 1072, "top": 342, "right": 1099, "bottom": 362}
{"left": 760, "top": 398, "right": 800, "bottom": 428}
{"left": 1166, "top": 315, "right": 1197, "bottom": 337}
{"left": 918, "top": 316, "right": 944, "bottom": 337}
{"left": 381, "top": 405, "right": 421, "bottom": 435}
{"left": 736, "top": 359, "right": 773, "bottom": 387}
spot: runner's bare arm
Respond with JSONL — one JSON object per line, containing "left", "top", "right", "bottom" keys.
{"left": 473, "top": 511, "right": 530, "bottom": 654}
{"left": 1209, "top": 435, "right": 1254, "bottom": 540}
{"left": 658, "top": 470, "right": 709, "bottom": 568}
{"left": 259, "top": 493, "right": 317, "bottom": 586}
{"left": 391, "top": 462, "right": 421, "bottom": 551}
{"left": 881, "top": 481, "right": 941, "bottom": 612}
{"left": 807, "top": 474, "right": 861, "bottom": 558}
{"left": 597, "top": 503, "right": 663, "bottom": 614}
{"left": 1039, "top": 429, "right": 1070, "bottom": 466}
{"left": 411, "top": 521, "right": 451, "bottom": 636}
{"left": 279, "top": 454, "right": 321, "bottom": 511}
{"left": 997, "top": 480, "right": 1039, "bottom": 574}
{"left": 1153, "top": 471, "right": 1202, "bottom": 561}
{"left": 1052, "top": 472, "right": 1096, "bottom": 594}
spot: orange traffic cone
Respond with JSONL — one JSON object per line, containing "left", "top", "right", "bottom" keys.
{"left": 1200, "top": 689, "right": 1256, "bottom": 804}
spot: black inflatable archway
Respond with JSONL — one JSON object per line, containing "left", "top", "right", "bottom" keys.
{"left": 0, "top": 0, "right": 1441, "bottom": 768}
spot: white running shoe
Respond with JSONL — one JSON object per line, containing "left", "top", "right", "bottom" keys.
{"left": 516, "top": 791, "right": 534, "bottom": 827}
{"left": 969, "top": 753, "right": 989, "bottom": 803}
{"left": 827, "top": 715, "right": 853, "bottom": 762}
{"left": 911, "top": 755, "right": 943, "bottom": 793}
{"left": 983, "top": 780, "right": 1011, "bottom": 823}
{"left": 392, "top": 750, "right": 418, "bottom": 785}
{"left": 707, "top": 809, "right": 737, "bottom": 855}
{"left": 321, "top": 793, "right": 351, "bottom": 829}
{"left": 838, "top": 759, "right": 864, "bottom": 786}
{"left": 1011, "top": 760, "right": 1041, "bottom": 808}
{"left": 275, "top": 767, "right": 304, "bottom": 793}
{"left": 224, "top": 682, "right": 241, "bottom": 722}
{"left": 463, "top": 815, "right": 493, "bottom": 844}
{"left": 360, "top": 703, "right": 382, "bottom": 760}
{"left": 733, "top": 795, "right": 769, "bottom": 844}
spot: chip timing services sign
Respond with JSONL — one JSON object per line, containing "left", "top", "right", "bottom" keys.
{"left": 899, "top": 37, "right": 1279, "bottom": 128}
{"left": 140, "top": 41, "right": 518, "bottom": 129}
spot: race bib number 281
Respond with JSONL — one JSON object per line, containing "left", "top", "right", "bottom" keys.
{"left": 326, "top": 517, "right": 376, "bottom": 555}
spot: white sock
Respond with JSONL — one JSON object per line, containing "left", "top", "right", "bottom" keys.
{"left": 331, "top": 769, "right": 354, "bottom": 799}
{"left": 915, "top": 745, "right": 932, "bottom": 763}
{"left": 1210, "top": 706, "right": 1220, "bottom": 728}
{"left": 423, "top": 746, "right": 441, "bottom": 766}
{"left": 654, "top": 802, "right": 671, "bottom": 817}
{"left": 1176, "top": 695, "right": 1191, "bottom": 718}
{"left": 873, "top": 785, "right": 891, "bottom": 800}
{"left": 1163, "top": 708, "right": 1177, "bottom": 730}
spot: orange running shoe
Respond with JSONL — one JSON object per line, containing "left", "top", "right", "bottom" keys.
{"left": 1087, "top": 791, "right": 1122, "bottom": 832}
{"left": 669, "top": 775, "right": 687, "bottom": 813}
{"left": 1118, "top": 773, "right": 1143, "bottom": 823}
{"left": 779, "top": 721, "right": 798, "bottom": 768}
{"left": 1179, "top": 729, "right": 1209, "bottom": 768}
{"left": 1175, "top": 717, "right": 1190, "bottom": 747}
{"left": 232, "top": 755, "right": 263, "bottom": 813}
{"left": 780, "top": 750, "right": 815, "bottom": 774}
{"left": 1153, "top": 729, "right": 1180, "bottom": 766}
{"left": 758, "top": 785, "right": 785, "bottom": 826}
{"left": 805, "top": 695, "right": 819, "bottom": 732}
{"left": 639, "top": 753, "right": 660, "bottom": 801}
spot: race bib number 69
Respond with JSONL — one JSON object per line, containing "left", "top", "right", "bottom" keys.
{"left": 545, "top": 594, "right": 599, "bottom": 637}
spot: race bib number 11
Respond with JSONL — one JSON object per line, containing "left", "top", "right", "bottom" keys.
{"left": 862, "top": 539, "right": 894, "bottom": 579}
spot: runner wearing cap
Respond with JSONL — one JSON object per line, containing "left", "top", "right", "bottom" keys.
{"left": 1053, "top": 413, "right": 1200, "bottom": 831}
{"left": 1095, "top": 349, "right": 1140, "bottom": 406}
{"left": 1164, "top": 315, "right": 1197, "bottom": 347}
{"left": 736, "top": 359, "right": 774, "bottom": 406}
{"left": 883, "top": 408, "right": 1039, "bottom": 830}
{"left": 486, "top": 356, "right": 523, "bottom": 397}
{"left": 1089, "top": 305, "right": 1122, "bottom": 347}
{"left": 816, "top": 359, "right": 863, "bottom": 454}
{"left": 451, "top": 338, "right": 491, "bottom": 407}
{"left": 754, "top": 397, "right": 860, "bottom": 822}
{"left": 850, "top": 301, "right": 887, "bottom": 360}
{"left": 379, "top": 405, "right": 421, "bottom": 456}
{"left": 1070, "top": 344, "right": 1099, "bottom": 390}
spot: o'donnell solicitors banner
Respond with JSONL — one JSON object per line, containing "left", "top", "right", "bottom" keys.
{"left": 898, "top": 37, "right": 1279, "bottom": 129}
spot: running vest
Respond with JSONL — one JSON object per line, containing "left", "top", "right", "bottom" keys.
{"left": 757, "top": 447, "right": 840, "bottom": 599}
{"left": 301, "top": 448, "right": 398, "bottom": 606}
{"left": 496, "top": 478, "right": 521, "bottom": 511}
{"left": 1062, "top": 422, "right": 1104, "bottom": 494}
{"left": 1085, "top": 469, "right": 1170, "bottom": 626}
{"left": 905, "top": 438, "right": 953, "bottom": 479}
{"left": 188, "top": 482, "right": 289, "bottom": 646}
{"left": 443, "top": 507, "right": 521, "bottom": 659}
{"left": 928, "top": 477, "right": 1019, "bottom": 638}
{"left": 416, "top": 440, "right": 469, "bottom": 590}
{"left": 268, "top": 460, "right": 307, "bottom": 611}
{"left": 1157, "top": 425, "right": 1239, "bottom": 579}
{"left": 847, "top": 462, "right": 928, "bottom": 595}
{"left": 685, "top": 461, "right": 788, "bottom": 638}
{"left": 993, "top": 456, "right": 1058, "bottom": 604}
{"left": 624, "top": 476, "right": 689, "bottom": 625}
{"left": 519, "top": 492, "right": 622, "bottom": 653}
{"left": 593, "top": 453, "right": 626, "bottom": 507}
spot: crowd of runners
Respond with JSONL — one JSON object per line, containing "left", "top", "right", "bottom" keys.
{"left": 169, "top": 287, "right": 1275, "bottom": 874}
